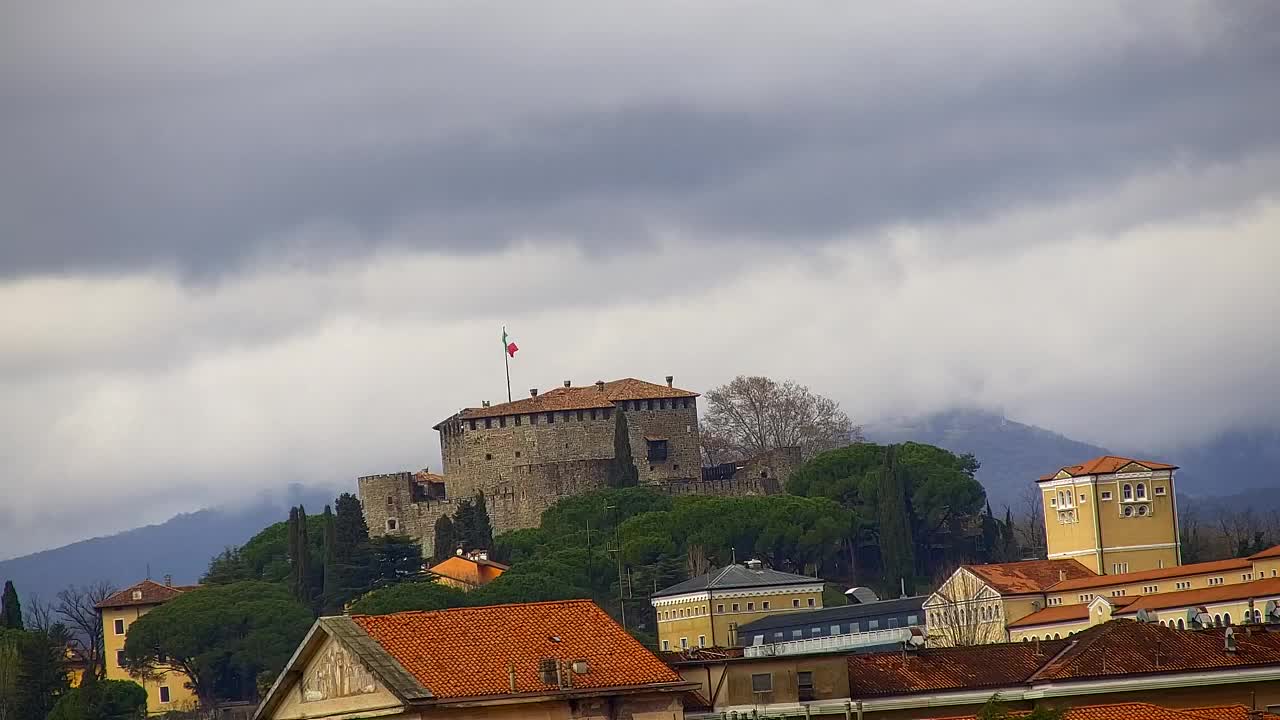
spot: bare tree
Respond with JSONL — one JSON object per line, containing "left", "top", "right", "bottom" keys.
{"left": 1015, "top": 485, "right": 1047, "bottom": 559}
{"left": 925, "top": 566, "right": 1009, "bottom": 647}
{"left": 701, "top": 375, "right": 862, "bottom": 462}
{"left": 22, "top": 595, "right": 56, "bottom": 633}
{"left": 57, "top": 581, "right": 117, "bottom": 680}
{"left": 686, "top": 544, "right": 713, "bottom": 577}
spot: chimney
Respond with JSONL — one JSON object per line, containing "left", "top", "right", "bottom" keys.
{"left": 508, "top": 664, "right": 517, "bottom": 693}
{"left": 1226, "top": 627, "right": 1238, "bottom": 653}
{"left": 746, "top": 558, "right": 764, "bottom": 572}
{"left": 563, "top": 380, "right": 572, "bottom": 388}
{"left": 595, "top": 380, "right": 605, "bottom": 391}
{"left": 1033, "top": 636, "right": 1041, "bottom": 656}
{"left": 530, "top": 388, "right": 539, "bottom": 397}
{"left": 482, "top": 400, "right": 490, "bottom": 408}
{"left": 666, "top": 375, "right": 673, "bottom": 387}
{"left": 163, "top": 574, "right": 172, "bottom": 587}
{"left": 1059, "top": 569, "right": 1066, "bottom": 582}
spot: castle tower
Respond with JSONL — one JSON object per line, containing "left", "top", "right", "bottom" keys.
{"left": 1037, "top": 456, "right": 1180, "bottom": 574}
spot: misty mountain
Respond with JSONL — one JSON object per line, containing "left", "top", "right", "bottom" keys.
{"left": 0, "top": 484, "right": 339, "bottom": 605}
{"left": 866, "top": 409, "right": 1280, "bottom": 511}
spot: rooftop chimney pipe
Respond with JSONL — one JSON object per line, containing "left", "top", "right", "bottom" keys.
{"left": 595, "top": 381, "right": 605, "bottom": 391}
{"left": 564, "top": 380, "right": 571, "bottom": 387}
{"left": 530, "top": 388, "right": 539, "bottom": 397}
{"left": 666, "top": 375, "right": 673, "bottom": 387}
{"left": 163, "top": 574, "right": 172, "bottom": 587}
{"left": 482, "top": 400, "right": 490, "bottom": 407}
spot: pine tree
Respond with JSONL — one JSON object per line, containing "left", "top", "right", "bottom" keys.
{"left": 0, "top": 581, "right": 21, "bottom": 630}
{"left": 321, "top": 505, "right": 339, "bottom": 614}
{"left": 296, "top": 505, "right": 312, "bottom": 607}
{"left": 607, "top": 409, "right": 639, "bottom": 488}
{"left": 334, "top": 492, "right": 372, "bottom": 597}
{"left": 876, "top": 445, "right": 916, "bottom": 596}
{"left": 432, "top": 515, "right": 457, "bottom": 563}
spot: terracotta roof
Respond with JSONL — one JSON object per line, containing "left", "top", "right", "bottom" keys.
{"left": 847, "top": 638, "right": 1071, "bottom": 697}
{"left": 1030, "top": 620, "right": 1280, "bottom": 683}
{"left": 1038, "top": 455, "right": 1177, "bottom": 481}
{"left": 937, "top": 702, "right": 1267, "bottom": 720}
{"left": 350, "top": 600, "right": 683, "bottom": 699}
{"left": 1114, "top": 576, "right": 1280, "bottom": 616}
{"left": 96, "top": 579, "right": 193, "bottom": 609}
{"left": 1006, "top": 603, "right": 1093, "bottom": 629}
{"left": 413, "top": 470, "right": 445, "bottom": 484}
{"left": 441, "top": 378, "right": 697, "bottom": 424}
{"left": 963, "top": 559, "right": 1096, "bottom": 595}
{"left": 1250, "top": 543, "right": 1280, "bottom": 561}
{"left": 1048, "top": 557, "right": 1252, "bottom": 592}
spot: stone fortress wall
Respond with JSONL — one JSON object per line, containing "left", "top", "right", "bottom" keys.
{"left": 359, "top": 376, "right": 795, "bottom": 557}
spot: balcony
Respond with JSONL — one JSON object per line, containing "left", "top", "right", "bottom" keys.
{"left": 743, "top": 627, "right": 914, "bottom": 657}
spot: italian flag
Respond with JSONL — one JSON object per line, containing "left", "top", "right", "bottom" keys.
{"left": 503, "top": 327, "right": 519, "bottom": 357}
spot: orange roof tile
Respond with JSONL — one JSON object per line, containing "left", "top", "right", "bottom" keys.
{"left": 1038, "top": 455, "right": 1178, "bottom": 481}
{"left": 1049, "top": 557, "right": 1253, "bottom": 592}
{"left": 438, "top": 378, "right": 697, "bottom": 425}
{"left": 351, "top": 600, "right": 682, "bottom": 699}
{"left": 847, "top": 639, "right": 1071, "bottom": 697}
{"left": 1006, "top": 603, "right": 1092, "bottom": 629}
{"left": 1250, "top": 543, "right": 1280, "bottom": 561}
{"left": 1114, "top": 576, "right": 1280, "bottom": 616}
{"left": 937, "top": 702, "right": 1262, "bottom": 720}
{"left": 964, "top": 559, "right": 1096, "bottom": 595}
{"left": 96, "top": 579, "right": 193, "bottom": 609}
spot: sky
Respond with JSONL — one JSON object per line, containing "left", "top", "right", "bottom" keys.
{"left": 2, "top": 1, "right": 1279, "bottom": 559}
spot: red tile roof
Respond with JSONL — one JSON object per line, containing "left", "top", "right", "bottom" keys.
{"left": 964, "top": 559, "right": 1096, "bottom": 595}
{"left": 1006, "top": 603, "right": 1092, "bottom": 629}
{"left": 441, "top": 378, "right": 697, "bottom": 424}
{"left": 351, "top": 600, "right": 682, "bottom": 699}
{"left": 1038, "top": 455, "right": 1178, "bottom": 481}
{"left": 1048, "top": 557, "right": 1252, "bottom": 592}
{"left": 1114, "top": 576, "right": 1280, "bottom": 616}
{"left": 847, "top": 638, "right": 1071, "bottom": 697}
{"left": 96, "top": 579, "right": 193, "bottom": 609}
{"left": 937, "top": 702, "right": 1267, "bottom": 720}
{"left": 1250, "top": 544, "right": 1280, "bottom": 561}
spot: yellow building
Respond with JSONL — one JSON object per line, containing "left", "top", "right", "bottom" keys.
{"left": 428, "top": 550, "right": 508, "bottom": 592}
{"left": 97, "top": 579, "right": 200, "bottom": 714}
{"left": 651, "top": 560, "right": 824, "bottom": 651}
{"left": 1038, "top": 455, "right": 1180, "bottom": 574}
{"left": 924, "top": 558, "right": 1095, "bottom": 646}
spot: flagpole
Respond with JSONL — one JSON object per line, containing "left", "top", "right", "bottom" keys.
{"left": 503, "top": 326, "right": 512, "bottom": 403}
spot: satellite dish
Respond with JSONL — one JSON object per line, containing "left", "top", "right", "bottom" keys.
{"left": 1136, "top": 609, "right": 1154, "bottom": 623}
{"left": 1267, "top": 599, "right": 1280, "bottom": 621}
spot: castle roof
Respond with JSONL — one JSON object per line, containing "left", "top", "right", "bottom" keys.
{"left": 435, "top": 377, "right": 698, "bottom": 426}
{"left": 652, "top": 563, "right": 820, "bottom": 598}
{"left": 1038, "top": 455, "right": 1178, "bottom": 481}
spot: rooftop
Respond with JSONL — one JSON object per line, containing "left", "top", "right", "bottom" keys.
{"left": 96, "top": 579, "right": 196, "bottom": 609}
{"left": 1048, "top": 557, "right": 1253, "bottom": 592}
{"left": 847, "top": 621, "right": 1280, "bottom": 698}
{"left": 438, "top": 377, "right": 698, "bottom": 425}
{"left": 737, "top": 595, "right": 925, "bottom": 634}
{"left": 939, "top": 702, "right": 1273, "bottom": 720}
{"left": 652, "top": 563, "right": 821, "bottom": 599}
{"left": 1038, "top": 455, "right": 1177, "bottom": 481}
{"left": 1250, "top": 543, "right": 1280, "bottom": 561}
{"left": 1005, "top": 603, "right": 1092, "bottom": 629}
{"left": 350, "top": 599, "right": 683, "bottom": 699}
{"left": 963, "top": 559, "right": 1096, "bottom": 595}
{"left": 1114, "top": 576, "right": 1280, "bottom": 615}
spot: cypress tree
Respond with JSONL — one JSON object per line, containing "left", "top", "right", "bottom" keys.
{"left": 286, "top": 507, "right": 301, "bottom": 603}
{"left": 469, "top": 491, "right": 493, "bottom": 550}
{"left": 432, "top": 515, "right": 457, "bottom": 563}
{"left": 321, "top": 505, "right": 338, "bottom": 614}
{"left": 607, "top": 409, "right": 639, "bottom": 488}
{"left": 876, "top": 445, "right": 916, "bottom": 596}
{"left": 334, "top": 493, "right": 372, "bottom": 596}
{"left": 296, "top": 505, "right": 312, "bottom": 606}
{"left": 0, "top": 581, "right": 21, "bottom": 630}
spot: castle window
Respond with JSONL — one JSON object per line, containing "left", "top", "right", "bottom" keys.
{"left": 468, "top": 420, "right": 476, "bottom": 431}
{"left": 1136, "top": 483, "right": 1147, "bottom": 500}
{"left": 591, "top": 409, "right": 599, "bottom": 420}
{"left": 485, "top": 453, "right": 492, "bottom": 461}
{"left": 499, "top": 416, "right": 506, "bottom": 428}
{"left": 386, "top": 518, "right": 398, "bottom": 531}
{"left": 603, "top": 408, "right": 612, "bottom": 420}
{"left": 530, "top": 413, "right": 537, "bottom": 425}
{"left": 387, "top": 496, "right": 394, "bottom": 505}
{"left": 646, "top": 439, "right": 669, "bottom": 462}
{"left": 1123, "top": 484, "right": 1133, "bottom": 500}
{"left": 515, "top": 415, "right": 522, "bottom": 426}
{"left": 545, "top": 412, "right": 554, "bottom": 423}
{"left": 484, "top": 418, "right": 492, "bottom": 429}
{"left": 577, "top": 410, "right": 584, "bottom": 421}
{"left": 515, "top": 451, "right": 521, "bottom": 458}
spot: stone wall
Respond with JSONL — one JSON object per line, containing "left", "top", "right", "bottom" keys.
{"left": 618, "top": 400, "right": 701, "bottom": 484}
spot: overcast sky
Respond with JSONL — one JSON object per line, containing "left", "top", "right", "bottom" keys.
{"left": 2, "top": 1, "right": 1279, "bottom": 558}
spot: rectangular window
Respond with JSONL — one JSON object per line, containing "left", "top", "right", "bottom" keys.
{"left": 159, "top": 686, "right": 171, "bottom": 704}
{"left": 793, "top": 599, "right": 800, "bottom": 608}
{"left": 680, "top": 637, "right": 688, "bottom": 649}
{"left": 717, "top": 604, "right": 724, "bottom": 613}
{"left": 1155, "top": 485, "right": 1166, "bottom": 496}
{"left": 762, "top": 601, "right": 770, "bottom": 610}
{"left": 810, "top": 626, "right": 822, "bottom": 637}
{"left": 114, "top": 618, "right": 125, "bottom": 635}
{"left": 849, "top": 621, "right": 860, "bottom": 633}
{"left": 1243, "top": 573, "right": 1253, "bottom": 581}
{"left": 468, "top": 419, "right": 476, "bottom": 430}
{"left": 868, "top": 619, "right": 879, "bottom": 629}
{"left": 1050, "top": 497, "right": 1057, "bottom": 507}
{"left": 908, "top": 614, "right": 919, "bottom": 625}
{"left": 482, "top": 418, "right": 491, "bottom": 429}
{"left": 747, "top": 602, "right": 754, "bottom": 611}
{"left": 545, "top": 412, "right": 554, "bottom": 423}
{"left": 1111, "top": 589, "right": 1126, "bottom": 597}
{"left": 514, "top": 414, "right": 522, "bottom": 426}
{"left": 603, "top": 408, "right": 612, "bottom": 420}
{"left": 831, "top": 624, "right": 842, "bottom": 635}
{"left": 529, "top": 413, "right": 537, "bottom": 425}
{"left": 645, "top": 400, "right": 653, "bottom": 411}
{"left": 1143, "top": 585, "right": 1158, "bottom": 593}
{"left": 797, "top": 671, "right": 814, "bottom": 701}
{"left": 1209, "top": 577, "right": 1225, "bottom": 586}
{"left": 662, "top": 640, "right": 669, "bottom": 651}
{"left": 1101, "top": 491, "right": 1113, "bottom": 501}
{"left": 732, "top": 603, "right": 740, "bottom": 612}
{"left": 888, "top": 617, "right": 899, "bottom": 628}
{"left": 698, "top": 635, "right": 706, "bottom": 647}
{"left": 751, "top": 673, "right": 773, "bottom": 693}
{"left": 498, "top": 416, "right": 506, "bottom": 428}
{"left": 791, "top": 629, "right": 802, "bottom": 639}
{"left": 116, "top": 650, "right": 125, "bottom": 667}
{"left": 576, "top": 410, "right": 584, "bottom": 421}
{"left": 646, "top": 439, "right": 669, "bottom": 462}
{"left": 807, "top": 598, "right": 816, "bottom": 608}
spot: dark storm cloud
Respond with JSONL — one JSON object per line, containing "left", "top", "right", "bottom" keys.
{"left": 2, "top": 3, "right": 1278, "bottom": 277}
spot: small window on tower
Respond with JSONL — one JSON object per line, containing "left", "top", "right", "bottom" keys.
{"left": 514, "top": 415, "right": 522, "bottom": 426}
{"left": 545, "top": 412, "right": 554, "bottom": 424}
{"left": 577, "top": 410, "right": 584, "bottom": 421}
{"left": 484, "top": 418, "right": 492, "bottom": 429}
{"left": 386, "top": 518, "right": 398, "bottom": 531}
{"left": 646, "top": 439, "right": 669, "bottom": 462}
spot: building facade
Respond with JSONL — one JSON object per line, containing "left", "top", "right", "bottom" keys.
{"left": 736, "top": 595, "right": 926, "bottom": 657}
{"left": 97, "top": 579, "right": 199, "bottom": 715}
{"left": 428, "top": 550, "right": 507, "bottom": 591}
{"left": 1038, "top": 455, "right": 1181, "bottom": 574}
{"left": 651, "top": 561, "right": 825, "bottom": 651}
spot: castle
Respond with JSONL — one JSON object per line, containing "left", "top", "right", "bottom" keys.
{"left": 358, "top": 376, "right": 801, "bottom": 556}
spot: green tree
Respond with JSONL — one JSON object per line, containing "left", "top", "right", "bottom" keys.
{"left": 334, "top": 493, "right": 372, "bottom": 598}
{"left": 432, "top": 515, "right": 457, "bottom": 563}
{"left": 346, "top": 581, "right": 469, "bottom": 616}
{"left": 0, "top": 629, "right": 21, "bottom": 720}
{"left": 0, "top": 582, "right": 21, "bottom": 630}
{"left": 320, "top": 505, "right": 340, "bottom": 615}
{"left": 122, "top": 581, "right": 312, "bottom": 709}
{"left": 607, "top": 409, "right": 639, "bottom": 488}
{"left": 975, "top": 695, "right": 1064, "bottom": 719}
{"left": 290, "top": 505, "right": 314, "bottom": 607}
{"left": 369, "top": 536, "right": 423, "bottom": 586}
{"left": 47, "top": 677, "right": 147, "bottom": 720}
{"left": 15, "top": 625, "right": 71, "bottom": 720}
{"left": 877, "top": 445, "right": 916, "bottom": 595}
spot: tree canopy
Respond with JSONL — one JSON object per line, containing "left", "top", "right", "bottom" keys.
{"left": 46, "top": 677, "right": 147, "bottom": 720}
{"left": 701, "top": 375, "right": 862, "bottom": 462}
{"left": 0, "top": 582, "right": 21, "bottom": 630}
{"left": 122, "top": 581, "right": 312, "bottom": 709}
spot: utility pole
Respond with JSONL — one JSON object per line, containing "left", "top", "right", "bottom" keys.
{"left": 606, "top": 504, "right": 626, "bottom": 630}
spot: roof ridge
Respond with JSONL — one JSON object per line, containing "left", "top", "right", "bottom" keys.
{"left": 349, "top": 597, "right": 594, "bottom": 620}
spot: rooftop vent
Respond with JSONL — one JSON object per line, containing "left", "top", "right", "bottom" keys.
{"left": 1059, "top": 569, "right": 1067, "bottom": 582}
{"left": 563, "top": 380, "right": 572, "bottom": 387}
{"left": 571, "top": 659, "right": 590, "bottom": 675}
{"left": 482, "top": 400, "right": 491, "bottom": 408}
{"left": 595, "top": 380, "right": 605, "bottom": 391}
{"left": 163, "top": 574, "right": 172, "bottom": 587}
{"left": 745, "top": 558, "right": 764, "bottom": 572}
{"left": 1226, "top": 627, "right": 1238, "bottom": 653}
{"left": 530, "top": 388, "right": 539, "bottom": 397}
{"left": 665, "top": 375, "right": 673, "bottom": 387}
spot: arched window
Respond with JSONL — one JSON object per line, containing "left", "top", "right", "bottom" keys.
{"left": 1177, "top": 619, "right": 1185, "bottom": 630}
{"left": 1023, "top": 637, "right": 1030, "bottom": 642}
{"left": 1136, "top": 483, "right": 1147, "bottom": 500}
{"left": 1254, "top": 609, "right": 1263, "bottom": 623}
{"left": 1123, "top": 484, "right": 1133, "bottom": 500}
{"left": 1224, "top": 612, "right": 1232, "bottom": 626}
{"left": 1214, "top": 614, "right": 1223, "bottom": 627}
{"left": 1053, "top": 633, "right": 1061, "bottom": 639}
